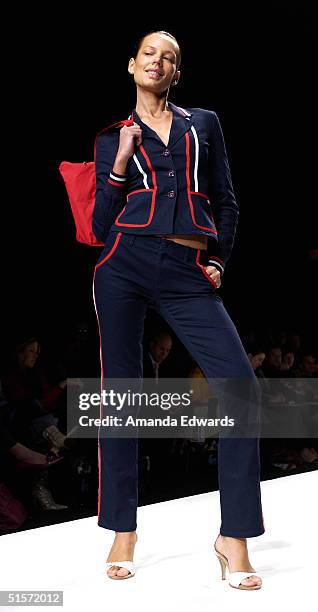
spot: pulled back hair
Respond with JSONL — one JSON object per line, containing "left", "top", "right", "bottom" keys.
{"left": 132, "top": 30, "right": 181, "bottom": 70}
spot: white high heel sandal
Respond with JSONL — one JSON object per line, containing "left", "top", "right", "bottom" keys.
{"left": 105, "top": 534, "right": 138, "bottom": 580}
{"left": 214, "top": 537, "right": 262, "bottom": 590}
{"left": 105, "top": 560, "right": 136, "bottom": 580}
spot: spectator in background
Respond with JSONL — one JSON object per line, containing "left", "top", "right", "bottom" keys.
{"left": 287, "top": 330, "right": 303, "bottom": 369}
{"left": 143, "top": 329, "right": 173, "bottom": 382}
{"left": 280, "top": 347, "right": 296, "bottom": 375}
{"left": 0, "top": 382, "right": 62, "bottom": 469}
{"left": 2, "top": 334, "right": 66, "bottom": 413}
{"left": 1, "top": 333, "right": 72, "bottom": 511}
{"left": 248, "top": 350, "right": 266, "bottom": 374}
{"left": 1, "top": 334, "right": 71, "bottom": 452}
{"left": 294, "top": 351, "right": 318, "bottom": 377}
{"left": 259, "top": 345, "right": 283, "bottom": 378}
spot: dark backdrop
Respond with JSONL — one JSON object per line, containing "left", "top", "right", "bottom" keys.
{"left": 2, "top": 4, "right": 316, "bottom": 358}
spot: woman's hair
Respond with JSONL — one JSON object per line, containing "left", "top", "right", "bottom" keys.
{"left": 131, "top": 30, "right": 181, "bottom": 70}
{"left": 16, "top": 336, "right": 40, "bottom": 354}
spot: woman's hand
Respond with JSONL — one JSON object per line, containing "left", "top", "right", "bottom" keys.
{"left": 117, "top": 122, "right": 143, "bottom": 162}
{"left": 58, "top": 378, "right": 83, "bottom": 390}
{"left": 203, "top": 264, "right": 222, "bottom": 288}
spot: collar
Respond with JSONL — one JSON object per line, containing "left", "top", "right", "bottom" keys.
{"left": 148, "top": 351, "right": 156, "bottom": 365}
{"left": 148, "top": 351, "right": 160, "bottom": 370}
{"left": 130, "top": 100, "right": 194, "bottom": 149}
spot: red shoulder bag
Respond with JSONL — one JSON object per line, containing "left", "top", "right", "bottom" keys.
{"left": 58, "top": 118, "right": 134, "bottom": 246}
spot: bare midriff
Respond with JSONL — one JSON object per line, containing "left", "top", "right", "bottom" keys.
{"left": 160, "top": 234, "right": 208, "bottom": 250}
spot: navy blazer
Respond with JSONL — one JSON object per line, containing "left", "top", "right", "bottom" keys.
{"left": 92, "top": 101, "right": 239, "bottom": 275}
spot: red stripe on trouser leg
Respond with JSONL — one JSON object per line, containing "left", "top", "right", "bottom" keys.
{"left": 92, "top": 232, "right": 123, "bottom": 521}
{"left": 92, "top": 267, "right": 102, "bottom": 519}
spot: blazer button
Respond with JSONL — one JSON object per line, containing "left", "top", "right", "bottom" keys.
{"left": 167, "top": 190, "right": 175, "bottom": 198}
{"left": 162, "top": 149, "right": 170, "bottom": 156}
{"left": 168, "top": 170, "right": 175, "bottom": 177}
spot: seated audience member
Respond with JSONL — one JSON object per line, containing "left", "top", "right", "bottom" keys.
{"left": 143, "top": 329, "right": 173, "bottom": 382}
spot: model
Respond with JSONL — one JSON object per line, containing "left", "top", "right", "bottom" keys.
{"left": 92, "top": 29, "right": 264, "bottom": 590}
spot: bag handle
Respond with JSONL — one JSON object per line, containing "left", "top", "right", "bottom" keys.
{"left": 94, "top": 118, "right": 135, "bottom": 161}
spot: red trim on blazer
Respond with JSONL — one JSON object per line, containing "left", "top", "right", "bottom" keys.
{"left": 185, "top": 132, "right": 218, "bottom": 235}
{"left": 126, "top": 188, "right": 153, "bottom": 197}
{"left": 107, "top": 178, "right": 126, "bottom": 187}
{"left": 208, "top": 254, "right": 225, "bottom": 266}
{"left": 114, "top": 144, "right": 158, "bottom": 227}
{"left": 190, "top": 190, "right": 212, "bottom": 200}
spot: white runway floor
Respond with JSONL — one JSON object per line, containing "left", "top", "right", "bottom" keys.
{"left": 1, "top": 470, "right": 317, "bottom": 611}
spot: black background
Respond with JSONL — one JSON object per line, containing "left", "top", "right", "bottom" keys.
{"left": 3, "top": 3, "right": 317, "bottom": 357}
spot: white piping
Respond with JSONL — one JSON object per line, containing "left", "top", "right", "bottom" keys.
{"left": 109, "top": 172, "right": 126, "bottom": 182}
{"left": 132, "top": 154, "right": 149, "bottom": 189}
{"left": 129, "top": 113, "right": 150, "bottom": 189}
{"left": 190, "top": 125, "right": 199, "bottom": 192}
{"left": 176, "top": 105, "right": 191, "bottom": 118}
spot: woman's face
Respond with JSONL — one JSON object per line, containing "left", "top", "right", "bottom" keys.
{"left": 282, "top": 352, "right": 294, "bottom": 367}
{"left": 128, "top": 33, "right": 180, "bottom": 94}
{"left": 18, "top": 341, "right": 40, "bottom": 369}
{"left": 252, "top": 353, "right": 265, "bottom": 369}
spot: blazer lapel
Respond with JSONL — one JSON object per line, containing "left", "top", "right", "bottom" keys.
{"left": 167, "top": 101, "right": 194, "bottom": 149}
{"left": 130, "top": 101, "right": 194, "bottom": 150}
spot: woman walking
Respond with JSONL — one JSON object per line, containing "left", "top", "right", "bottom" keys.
{"left": 92, "top": 30, "right": 264, "bottom": 590}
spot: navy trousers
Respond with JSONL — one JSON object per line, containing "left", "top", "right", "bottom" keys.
{"left": 93, "top": 231, "right": 265, "bottom": 537}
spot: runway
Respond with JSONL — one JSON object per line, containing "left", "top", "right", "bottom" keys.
{"left": 1, "top": 470, "right": 316, "bottom": 611}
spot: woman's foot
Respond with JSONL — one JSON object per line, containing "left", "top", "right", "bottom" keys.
{"left": 106, "top": 531, "right": 137, "bottom": 578}
{"left": 214, "top": 535, "right": 262, "bottom": 588}
{"left": 31, "top": 482, "right": 68, "bottom": 510}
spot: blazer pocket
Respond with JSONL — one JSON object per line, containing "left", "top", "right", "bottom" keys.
{"left": 188, "top": 191, "right": 218, "bottom": 235}
{"left": 114, "top": 188, "right": 156, "bottom": 227}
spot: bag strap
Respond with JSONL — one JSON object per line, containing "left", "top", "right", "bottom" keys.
{"left": 94, "top": 118, "right": 135, "bottom": 161}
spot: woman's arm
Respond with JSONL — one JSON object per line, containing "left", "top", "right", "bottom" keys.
{"left": 92, "top": 123, "right": 142, "bottom": 244}
{"left": 207, "top": 111, "right": 239, "bottom": 275}
{"left": 92, "top": 131, "right": 129, "bottom": 244}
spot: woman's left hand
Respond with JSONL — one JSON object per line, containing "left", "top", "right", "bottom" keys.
{"left": 203, "top": 265, "right": 222, "bottom": 288}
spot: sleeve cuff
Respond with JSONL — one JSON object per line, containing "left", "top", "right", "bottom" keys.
{"left": 107, "top": 169, "right": 128, "bottom": 187}
{"left": 207, "top": 256, "right": 225, "bottom": 276}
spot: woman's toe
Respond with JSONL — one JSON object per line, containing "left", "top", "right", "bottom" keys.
{"left": 116, "top": 567, "right": 129, "bottom": 577}
{"left": 242, "top": 575, "right": 262, "bottom": 587}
